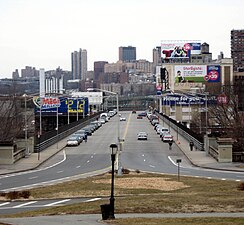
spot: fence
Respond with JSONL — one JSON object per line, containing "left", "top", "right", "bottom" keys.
{"left": 156, "top": 112, "right": 205, "bottom": 151}
{"left": 34, "top": 113, "right": 100, "bottom": 153}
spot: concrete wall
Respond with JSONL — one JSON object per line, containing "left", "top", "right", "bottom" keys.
{"left": 0, "top": 145, "right": 14, "bottom": 164}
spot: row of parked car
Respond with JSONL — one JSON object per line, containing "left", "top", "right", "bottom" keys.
{"left": 148, "top": 113, "right": 173, "bottom": 142}
{"left": 66, "top": 110, "right": 117, "bottom": 146}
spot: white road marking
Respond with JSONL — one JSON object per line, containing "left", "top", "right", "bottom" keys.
{"left": 0, "top": 150, "right": 67, "bottom": 179}
{"left": 13, "top": 201, "right": 37, "bottom": 208}
{"left": 149, "top": 165, "right": 155, "bottom": 168}
{"left": 76, "top": 166, "right": 81, "bottom": 168}
{"left": 28, "top": 176, "right": 38, "bottom": 180}
{"left": 84, "top": 198, "right": 101, "bottom": 202}
{"left": 0, "top": 202, "right": 10, "bottom": 207}
{"left": 45, "top": 199, "right": 71, "bottom": 206}
{"left": 57, "top": 171, "right": 63, "bottom": 173}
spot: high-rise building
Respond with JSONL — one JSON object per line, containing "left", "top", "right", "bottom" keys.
{"left": 71, "top": 48, "right": 87, "bottom": 80}
{"left": 153, "top": 46, "right": 161, "bottom": 74}
{"left": 21, "top": 66, "right": 39, "bottom": 78}
{"left": 119, "top": 46, "right": 136, "bottom": 62}
{"left": 94, "top": 61, "right": 108, "bottom": 81}
{"left": 231, "top": 29, "right": 244, "bottom": 72}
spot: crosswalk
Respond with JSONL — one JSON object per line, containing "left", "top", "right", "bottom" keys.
{"left": 0, "top": 197, "right": 101, "bottom": 210}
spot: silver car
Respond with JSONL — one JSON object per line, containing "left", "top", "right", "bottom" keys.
{"left": 137, "top": 132, "right": 148, "bottom": 140}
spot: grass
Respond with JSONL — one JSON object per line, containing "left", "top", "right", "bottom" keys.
{"left": 106, "top": 217, "right": 244, "bottom": 225}
{"left": 0, "top": 173, "right": 243, "bottom": 221}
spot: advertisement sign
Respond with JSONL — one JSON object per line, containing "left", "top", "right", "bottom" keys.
{"left": 161, "top": 40, "right": 201, "bottom": 59}
{"left": 33, "top": 96, "right": 89, "bottom": 115}
{"left": 205, "top": 65, "right": 221, "bottom": 82}
{"left": 162, "top": 94, "right": 217, "bottom": 106}
{"left": 175, "top": 65, "right": 207, "bottom": 83}
{"left": 174, "top": 65, "right": 221, "bottom": 84}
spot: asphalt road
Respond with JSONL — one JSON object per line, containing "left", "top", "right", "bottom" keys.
{"left": 0, "top": 111, "right": 243, "bottom": 215}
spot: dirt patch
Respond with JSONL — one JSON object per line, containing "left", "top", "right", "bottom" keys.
{"left": 93, "top": 177, "right": 189, "bottom": 191}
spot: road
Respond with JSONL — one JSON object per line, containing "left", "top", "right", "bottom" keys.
{"left": 0, "top": 111, "right": 243, "bottom": 214}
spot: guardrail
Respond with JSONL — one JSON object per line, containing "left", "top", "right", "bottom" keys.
{"left": 157, "top": 112, "right": 205, "bottom": 151}
{"left": 34, "top": 114, "right": 100, "bottom": 153}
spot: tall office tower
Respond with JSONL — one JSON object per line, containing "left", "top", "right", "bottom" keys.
{"left": 231, "top": 29, "right": 244, "bottom": 72}
{"left": 94, "top": 61, "right": 108, "bottom": 81}
{"left": 71, "top": 48, "right": 87, "bottom": 80}
{"left": 119, "top": 46, "right": 136, "bottom": 62}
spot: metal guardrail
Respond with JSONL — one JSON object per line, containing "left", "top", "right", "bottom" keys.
{"left": 157, "top": 112, "right": 205, "bottom": 151}
{"left": 34, "top": 114, "right": 100, "bottom": 153}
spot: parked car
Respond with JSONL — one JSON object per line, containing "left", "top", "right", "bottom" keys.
{"left": 70, "top": 134, "right": 83, "bottom": 144}
{"left": 159, "top": 127, "right": 170, "bottom": 137}
{"left": 66, "top": 136, "right": 80, "bottom": 146}
{"left": 137, "top": 115, "right": 143, "bottom": 119}
{"left": 161, "top": 133, "right": 173, "bottom": 142}
{"left": 137, "top": 132, "right": 148, "bottom": 140}
{"left": 75, "top": 130, "right": 87, "bottom": 141}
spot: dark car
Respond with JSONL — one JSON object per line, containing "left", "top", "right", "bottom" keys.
{"left": 138, "top": 112, "right": 147, "bottom": 117}
{"left": 132, "top": 110, "right": 136, "bottom": 114}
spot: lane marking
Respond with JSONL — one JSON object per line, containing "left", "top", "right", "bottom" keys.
{"left": 13, "top": 201, "right": 37, "bottom": 208}
{"left": 149, "top": 165, "right": 155, "bottom": 168}
{"left": 0, "top": 166, "right": 111, "bottom": 192}
{"left": 0, "top": 150, "right": 67, "bottom": 179}
{"left": 28, "top": 176, "right": 38, "bottom": 180}
{"left": 122, "top": 113, "right": 132, "bottom": 141}
{"left": 0, "top": 202, "right": 10, "bottom": 207}
{"left": 45, "top": 199, "right": 71, "bottom": 206}
{"left": 84, "top": 197, "right": 101, "bottom": 202}
{"left": 57, "top": 170, "right": 63, "bottom": 173}
{"left": 76, "top": 166, "right": 81, "bottom": 168}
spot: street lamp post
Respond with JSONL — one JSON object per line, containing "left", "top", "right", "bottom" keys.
{"left": 109, "top": 143, "right": 117, "bottom": 219}
{"left": 205, "top": 92, "right": 209, "bottom": 135}
{"left": 23, "top": 94, "right": 28, "bottom": 156}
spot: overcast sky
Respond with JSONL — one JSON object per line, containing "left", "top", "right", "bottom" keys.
{"left": 0, "top": 0, "right": 243, "bottom": 78}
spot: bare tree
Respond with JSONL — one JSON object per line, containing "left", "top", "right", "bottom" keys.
{"left": 0, "top": 97, "right": 24, "bottom": 142}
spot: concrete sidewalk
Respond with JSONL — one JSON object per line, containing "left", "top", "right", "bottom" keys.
{"left": 0, "top": 122, "right": 244, "bottom": 176}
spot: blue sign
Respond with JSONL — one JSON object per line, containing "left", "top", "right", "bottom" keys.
{"left": 33, "top": 96, "right": 89, "bottom": 115}
{"left": 162, "top": 94, "right": 216, "bottom": 106}
{"left": 206, "top": 65, "right": 221, "bottom": 83}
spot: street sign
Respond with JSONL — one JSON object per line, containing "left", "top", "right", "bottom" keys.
{"left": 217, "top": 94, "right": 228, "bottom": 104}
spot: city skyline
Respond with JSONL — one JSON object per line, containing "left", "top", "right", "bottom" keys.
{"left": 0, "top": 0, "right": 243, "bottom": 78}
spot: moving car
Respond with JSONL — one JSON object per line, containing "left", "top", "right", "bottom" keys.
{"left": 132, "top": 110, "right": 136, "bottom": 114}
{"left": 137, "top": 132, "right": 148, "bottom": 140}
{"left": 138, "top": 112, "right": 147, "bottom": 117}
{"left": 161, "top": 133, "right": 173, "bottom": 142}
{"left": 66, "top": 136, "right": 80, "bottom": 146}
{"left": 120, "top": 117, "right": 126, "bottom": 121}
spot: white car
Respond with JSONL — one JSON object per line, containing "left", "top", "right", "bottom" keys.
{"left": 120, "top": 117, "right": 126, "bottom": 121}
{"left": 137, "top": 132, "right": 148, "bottom": 140}
{"left": 66, "top": 136, "right": 80, "bottom": 146}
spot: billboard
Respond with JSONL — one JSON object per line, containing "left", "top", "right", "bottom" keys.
{"left": 162, "top": 94, "right": 217, "bottom": 106}
{"left": 174, "top": 65, "right": 221, "bottom": 83}
{"left": 161, "top": 40, "right": 201, "bottom": 59}
{"left": 33, "top": 96, "right": 89, "bottom": 115}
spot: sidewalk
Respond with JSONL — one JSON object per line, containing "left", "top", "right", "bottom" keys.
{"left": 162, "top": 120, "right": 244, "bottom": 172}
{"left": 0, "top": 138, "right": 67, "bottom": 175}
{"left": 0, "top": 123, "right": 244, "bottom": 176}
